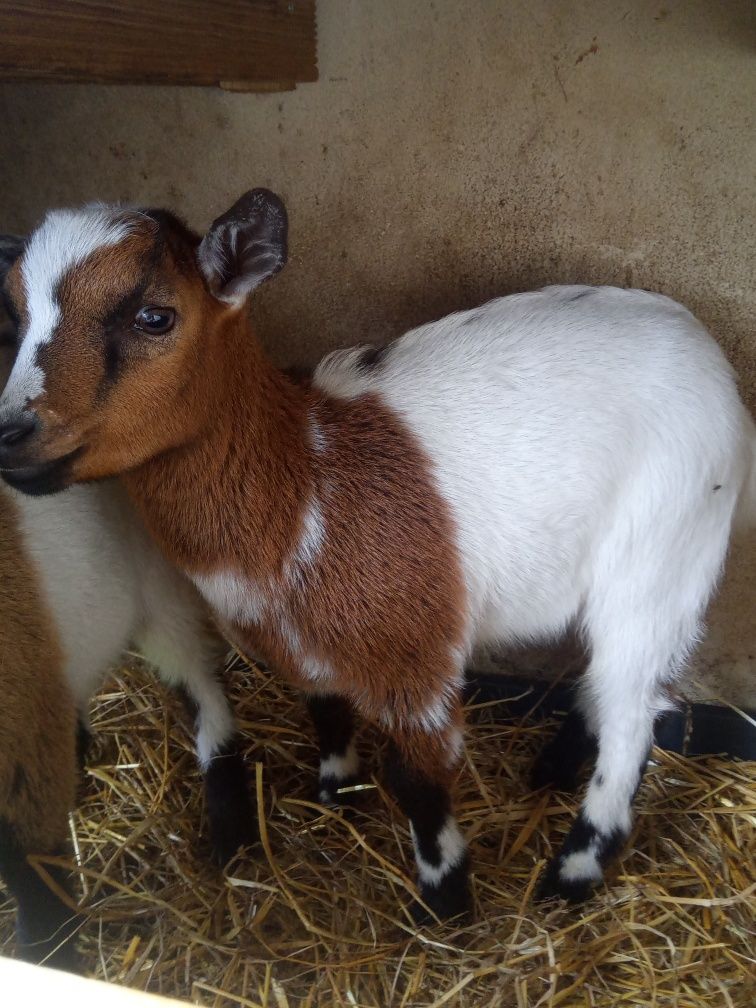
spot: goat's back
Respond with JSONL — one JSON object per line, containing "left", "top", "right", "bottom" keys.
{"left": 315, "top": 285, "right": 753, "bottom": 648}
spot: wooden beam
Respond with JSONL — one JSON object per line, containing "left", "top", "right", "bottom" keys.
{"left": 0, "top": 0, "right": 317, "bottom": 89}
{"left": 0, "top": 956, "right": 193, "bottom": 1007}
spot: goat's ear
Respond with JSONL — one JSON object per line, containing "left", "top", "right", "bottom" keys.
{"left": 0, "top": 235, "right": 25, "bottom": 286}
{"left": 198, "top": 189, "right": 288, "bottom": 305}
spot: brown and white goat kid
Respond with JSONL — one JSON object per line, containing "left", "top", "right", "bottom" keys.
{"left": 0, "top": 196, "right": 754, "bottom": 921}
{"left": 0, "top": 304, "right": 255, "bottom": 966}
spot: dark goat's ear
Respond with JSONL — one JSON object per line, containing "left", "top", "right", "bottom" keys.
{"left": 197, "top": 189, "right": 287, "bottom": 305}
{"left": 0, "top": 235, "right": 25, "bottom": 285}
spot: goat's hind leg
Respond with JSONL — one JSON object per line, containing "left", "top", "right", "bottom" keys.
{"left": 537, "top": 485, "right": 732, "bottom": 904}
{"left": 536, "top": 620, "right": 697, "bottom": 902}
{"left": 531, "top": 699, "right": 597, "bottom": 793}
{"left": 0, "top": 822, "right": 82, "bottom": 970}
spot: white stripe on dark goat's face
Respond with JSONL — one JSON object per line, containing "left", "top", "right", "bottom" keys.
{"left": 2, "top": 208, "right": 139, "bottom": 414}
{"left": 0, "top": 203, "right": 210, "bottom": 494}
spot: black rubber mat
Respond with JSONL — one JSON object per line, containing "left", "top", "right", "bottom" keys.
{"left": 465, "top": 673, "right": 755, "bottom": 761}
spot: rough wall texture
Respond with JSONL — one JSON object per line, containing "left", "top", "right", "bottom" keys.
{"left": 0, "top": 0, "right": 753, "bottom": 703}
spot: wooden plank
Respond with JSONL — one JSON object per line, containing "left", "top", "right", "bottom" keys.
{"left": 0, "top": 0, "right": 317, "bottom": 88}
{"left": 220, "top": 78, "right": 296, "bottom": 92}
{"left": 0, "top": 955, "right": 193, "bottom": 1007}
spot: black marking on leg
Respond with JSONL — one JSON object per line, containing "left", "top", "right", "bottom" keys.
{"left": 531, "top": 708, "right": 597, "bottom": 793}
{"left": 307, "top": 694, "right": 360, "bottom": 805}
{"left": 0, "top": 817, "right": 82, "bottom": 970}
{"left": 413, "top": 852, "right": 472, "bottom": 924}
{"left": 536, "top": 810, "right": 626, "bottom": 904}
{"left": 307, "top": 694, "right": 355, "bottom": 760}
{"left": 385, "top": 744, "right": 450, "bottom": 862}
{"left": 385, "top": 744, "right": 471, "bottom": 921}
{"left": 204, "top": 736, "right": 258, "bottom": 867}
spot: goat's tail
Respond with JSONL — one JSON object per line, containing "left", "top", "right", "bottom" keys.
{"left": 735, "top": 415, "right": 756, "bottom": 531}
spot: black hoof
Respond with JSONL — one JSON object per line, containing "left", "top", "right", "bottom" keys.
{"left": 317, "top": 775, "right": 362, "bottom": 809}
{"left": 19, "top": 933, "right": 82, "bottom": 973}
{"left": 208, "top": 802, "right": 260, "bottom": 866}
{"left": 17, "top": 911, "right": 84, "bottom": 973}
{"left": 204, "top": 738, "right": 258, "bottom": 867}
{"left": 410, "top": 858, "right": 472, "bottom": 924}
{"left": 209, "top": 822, "right": 258, "bottom": 868}
{"left": 535, "top": 856, "right": 595, "bottom": 905}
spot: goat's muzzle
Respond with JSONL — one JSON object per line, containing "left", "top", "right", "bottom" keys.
{"left": 0, "top": 410, "right": 83, "bottom": 496}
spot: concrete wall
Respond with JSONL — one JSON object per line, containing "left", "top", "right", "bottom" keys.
{"left": 0, "top": 0, "right": 753, "bottom": 703}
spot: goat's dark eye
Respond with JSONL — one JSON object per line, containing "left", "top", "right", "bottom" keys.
{"left": 134, "top": 306, "right": 175, "bottom": 334}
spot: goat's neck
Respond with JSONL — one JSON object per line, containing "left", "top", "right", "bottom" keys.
{"left": 123, "top": 314, "right": 312, "bottom": 578}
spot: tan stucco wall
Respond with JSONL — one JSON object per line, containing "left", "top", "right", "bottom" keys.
{"left": 0, "top": 0, "right": 753, "bottom": 703}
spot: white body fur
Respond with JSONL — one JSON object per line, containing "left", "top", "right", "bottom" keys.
{"left": 316, "top": 285, "right": 754, "bottom": 660}
{"left": 3, "top": 479, "right": 233, "bottom": 769}
{"left": 316, "top": 284, "right": 755, "bottom": 895}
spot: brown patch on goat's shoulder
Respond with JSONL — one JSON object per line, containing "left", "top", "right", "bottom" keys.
{"left": 227, "top": 389, "right": 468, "bottom": 781}
{"left": 0, "top": 489, "right": 77, "bottom": 852}
{"left": 304, "top": 393, "right": 465, "bottom": 738}
{"left": 124, "top": 318, "right": 312, "bottom": 576}
{"left": 112, "top": 306, "right": 466, "bottom": 782}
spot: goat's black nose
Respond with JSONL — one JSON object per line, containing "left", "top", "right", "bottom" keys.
{"left": 0, "top": 415, "right": 38, "bottom": 448}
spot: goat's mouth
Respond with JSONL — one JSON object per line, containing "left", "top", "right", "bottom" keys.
{"left": 0, "top": 446, "right": 86, "bottom": 496}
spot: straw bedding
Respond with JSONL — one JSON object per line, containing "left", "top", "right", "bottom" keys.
{"left": 1, "top": 652, "right": 754, "bottom": 1007}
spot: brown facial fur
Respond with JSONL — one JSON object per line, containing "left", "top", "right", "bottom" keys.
{"left": 0, "top": 488, "right": 77, "bottom": 852}
{"left": 4, "top": 214, "right": 220, "bottom": 479}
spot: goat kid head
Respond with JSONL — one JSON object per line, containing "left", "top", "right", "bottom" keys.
{"left": 0, "top": 190, "right": 287, "bottom": 495}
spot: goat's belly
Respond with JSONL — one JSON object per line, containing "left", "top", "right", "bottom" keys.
{"left": 469, "top": 570, "right": 584, "bottom": 650}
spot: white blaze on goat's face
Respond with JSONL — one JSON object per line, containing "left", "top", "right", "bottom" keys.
{"left": 0, "top": 188, "right": 289, "bottom": 497}
{"left": 2, "top": 208, "right": 138, "bottom": 415}
{"left": 0, "top": 204, "right": 216, "bottom": 494}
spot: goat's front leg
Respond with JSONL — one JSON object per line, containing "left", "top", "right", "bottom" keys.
{"left": 135, "top": 620, "right": 256, "bottom": 867}
{"left": 385, "top": 710, "right": 470, "bottom": 922}
{"left": 305, "top": 693, "right": 360, "bottom": 806}
{"left": 0, "top": 830, "right": 82, "bottom": 971}
{"left": 0, "top": 718, "right": 82, "bottom": 971}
